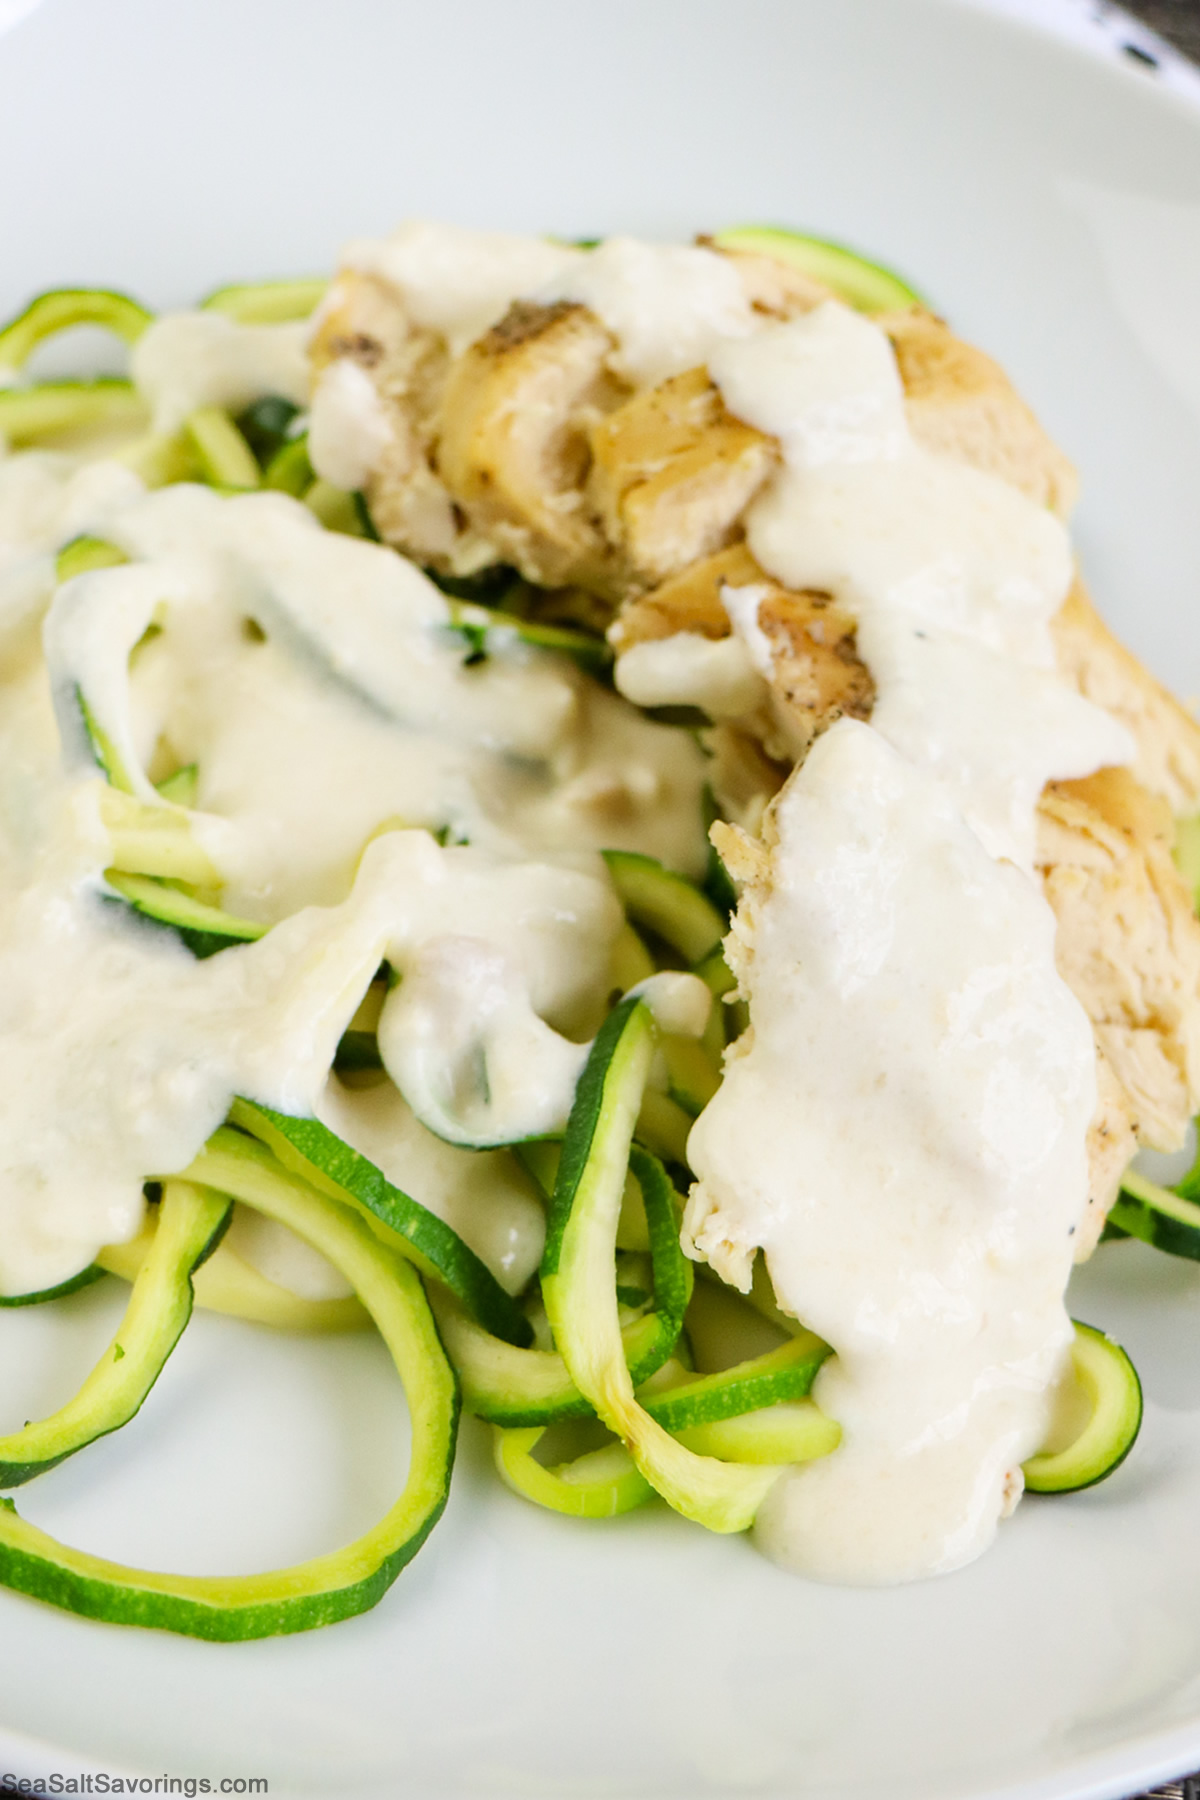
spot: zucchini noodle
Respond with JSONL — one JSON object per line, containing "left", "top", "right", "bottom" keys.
{"left": 0, "top": 242, "right": 1154, "bottom": 1636}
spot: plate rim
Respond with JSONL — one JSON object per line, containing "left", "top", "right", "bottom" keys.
{"left": 1, "top": 2, "right": 1200, "bottom": 1797}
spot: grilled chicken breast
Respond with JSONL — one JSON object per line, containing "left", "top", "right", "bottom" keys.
{"left": 311, "top": 239, "right": 1200, "bottom": 1242}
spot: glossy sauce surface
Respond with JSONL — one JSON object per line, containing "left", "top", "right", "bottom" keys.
{"left": 0, "top": 451, "right": 705, "bottom": 1293}
{"left": 685, "top": 722, "right": 1097, "bottom": 1581}
{"left": 0, "top": 231, "right": 1136, "bottom": 1586}
{"left": 683, "top": 301, "right": 1128, "bottom": 1580}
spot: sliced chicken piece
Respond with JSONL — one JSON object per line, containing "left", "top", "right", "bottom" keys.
{"left": 609, "top": 543, "right": 763, "bottom": 649}
{"left": 754, "top": 583, "right": 877, "bottom": 757}
{"left": 589, "top": 302, "right": 1078, "bottom": 595}
{"left": 309, "top": 270, "right": 490, "bottom": 569}
{"left": 586, "top": 369, "right": 776, "bottom": 592}
{"left": 363, "top": 335, "right": 464, "bottom": 563}
{"left": 1052, "top": 579, "right": 1200, "bottom": 817}
{"left": 711, "top": 792, "right": 1153, "bottom": 1265}
{"left": 311, "top": 237, "right": 1087, "bottom": 599}
{"left": 631, "top": 561, "right": 1197, "bottom": 1242}
{"left": 879, "top": 307, "right": 1079, "bottom": 519}
{"left": 310, "top": 254, "right": 1081, "bottom": 606}
{"left": 612, "top": 544, "right": 874, "bottom": 771}
{"left": 1037, "top": 765, "right": 1200, "bottom": 1156}
{"left": 592, "top": 305, "right": 1079, "bottom": 611}
{"left": 426, "top": 247, "right": 819, "bottom": 594}
{"left": 434, "top": 300, "right": 625, "bottom": 590}
{"left": 1078, "top": 1050, "right": 1138, "bottom": 1261}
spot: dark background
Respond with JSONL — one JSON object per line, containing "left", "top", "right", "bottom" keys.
{"left": 1124, "top": 0, "right": 1200, "bottom": 59}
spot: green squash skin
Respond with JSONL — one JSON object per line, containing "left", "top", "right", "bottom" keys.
{"left": 0, "top": 1188, "right": 231, "bottom": 1489}
{"left": 230, "top": 1099, "right": 533, "bottom": 1349}
{"left": 0, "top": 1137, "right": 460, "bottom": 1639}
{"left": 0, "top": 1266, "right": 108, "bottom": 1309}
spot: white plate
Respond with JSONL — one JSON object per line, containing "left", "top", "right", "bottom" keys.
{"left": 2, "top": 1, "right": 1200, "bottom": 1795}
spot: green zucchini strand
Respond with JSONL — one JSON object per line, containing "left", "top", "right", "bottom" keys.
{"left": 229, "top": 1098, "right": 533, "bottom": 1348}
{"left": 0, "top": 1133, "right": 458, "bottom": 1639}
{"left": 0, "top": 1182, "right": 230, "bottom": 1488}
{"left": 0, "top": 289, "right": 153, "bottom": 374}
{"left": 541, "top": 997, "right": 785, "bottom": 1533}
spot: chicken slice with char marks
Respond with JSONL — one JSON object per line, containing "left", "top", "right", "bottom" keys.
{"left": 618, "top": 548, "right": 1200, "bottom": 1234}
{"left": 613, "top": 544, "right": 875, "bottom": 766}
{"left": 309, "top": 270, "right": 473, "bottom": 567}
{"left": 587, "top": 370, "right": 776, "bottom": 592}
{"left": 308, "top": 245, "right": 1080, "bottom": 608}
{"left": 305, "top": 236, "right": 1200, "bottom": 1251}
{"left": 434, "top": 300, "right": 625, "bottom": 591}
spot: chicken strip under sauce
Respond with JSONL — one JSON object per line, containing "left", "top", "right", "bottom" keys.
{"left": 308, "top": 236, "right": 1200, "bottom": 1244}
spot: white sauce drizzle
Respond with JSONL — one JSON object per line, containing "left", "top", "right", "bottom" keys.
{"left": 708, "top": 304, "right": 1132, "bottom": 868}
{"left": 614, "top": 631, "right": 764, "bottom": 720}
{"left": 42, "top": 485, "right": 706, "bottom": 914}
{"left": 0, "top": 809, "right": 399, "bottom": 1294}
{"left": 0, "top": 778, "right": 609, "bottom": 1293}
{"left": 335, "top": 223, "right": 755, "bottom": 394}
{"left": 0, "top": 462, "right": 706, "bottom": 1293}
{"left": 685, "top": 721, "right": 1095, "bottom": 1582}
{"left": 129, "top": 313, "right": 310, "bottom": 436}
{"left": 536, "top": 237, "right": 756, "bottom": 388}
{"left": 0, "top": 237, "right": 1147, "bottom": 1590}
{"left": 307, "top": 358, "right": 394, "bottom": 492}
{"left": 341, "top": 220, "right": 583, "bottom": 356}
{"left": 678, "top": 299, "right": 1135, "bottom": 1581}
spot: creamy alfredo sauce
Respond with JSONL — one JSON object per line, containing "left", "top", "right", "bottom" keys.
{"left": 340, "top": 220, "right": 585, "bottom": 356}
{"left": 318, "top": 225, "right": 1136, "bottom": 1580}
{"left": 0, "top": 228, "right": 1137, "bottom": 1587}
{"left": 686, "top": 721, "right": 1098, "bottom": 1581}
{"left": 308, "top": 223, "right": 763, "bottom": 492}
{"left": 0, "top": 454, "right": 706, "bottom": 1295}
{"left": 130, "top": 314, "right": 311, "bottom": 436}
{"left": 708, "top": 306, "right": 1130, "bottom": 865}
{"left": 680, "top": 303, "right": 1132, "bottom": 1580}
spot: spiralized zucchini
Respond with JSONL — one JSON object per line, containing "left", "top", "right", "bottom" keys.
{"left": 0, "top": 289, "right": 152, "bottom": 373}
{"left": 200, "top": 278, "right": 327, "bottom": 324}
{"left": 0, "top": 248, "right": 1152, "bottom": 1641}
{"left": 0, "top": 379, "right": 147, "bottom": 446}
{"left": 0, "top": 1183, "right": 230, "bottom": 1488}
{"left": 0, "top": 1148, "right": 459, "bottom": 1640}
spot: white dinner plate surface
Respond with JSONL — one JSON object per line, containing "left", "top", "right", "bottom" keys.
{"left": 2, "top": 1, "right": 1200, "bottom": 1795}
